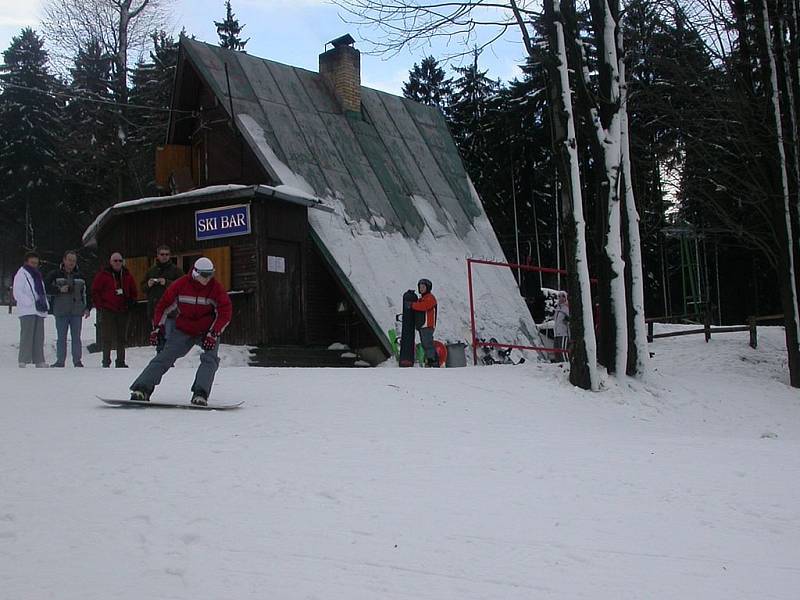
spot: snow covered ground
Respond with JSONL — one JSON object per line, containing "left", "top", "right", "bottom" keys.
{"left": 1, "top": 310, "right": 799, "bottom": 599}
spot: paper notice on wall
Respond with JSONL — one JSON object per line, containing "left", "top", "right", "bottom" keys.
{"left": 267, "top": 255, "right": 286, "bottom": 273}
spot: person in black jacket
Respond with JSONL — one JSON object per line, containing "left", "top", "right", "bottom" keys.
{"left": 44, "top": 250, "right": 91, "bottom": 367}
{"left": 141, "top": 245, "right": 183, "bottom": 353}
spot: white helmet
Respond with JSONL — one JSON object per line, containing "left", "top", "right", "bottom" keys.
{"left": 192, "top": 257, "right": 215, "bottom": 278}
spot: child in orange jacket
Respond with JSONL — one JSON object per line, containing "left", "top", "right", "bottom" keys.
{"left": 408, "top": 278, "right": 438, "bottom": 367}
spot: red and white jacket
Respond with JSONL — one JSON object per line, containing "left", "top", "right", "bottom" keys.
{"left": 412, "top": 291, "right": 438, "bottom": 329}
{"left": 153, "top": 274, "right": 232, "bottom": 337}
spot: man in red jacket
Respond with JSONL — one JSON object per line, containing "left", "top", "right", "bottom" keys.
{"left": 129, "top": 257, "right": 232, "bottom": 405}
{"left": 91, "top": 252, "right": 138, "bottom": 368}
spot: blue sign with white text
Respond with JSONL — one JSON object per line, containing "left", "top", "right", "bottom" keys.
{"left": 195, "top": 204, "right": 251, "bottom": 241}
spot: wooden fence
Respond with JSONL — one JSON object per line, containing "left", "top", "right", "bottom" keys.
{"left": 646, "top": 314, "right": 784, "bottom": 349}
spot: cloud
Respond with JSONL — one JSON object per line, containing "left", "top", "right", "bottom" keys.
{"left": 0, "top": 0, "right": 41, "bottom": 28}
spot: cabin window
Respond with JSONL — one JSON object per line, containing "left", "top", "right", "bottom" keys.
{"left": 126, "top": 246, "right": 232, "bottom": 298}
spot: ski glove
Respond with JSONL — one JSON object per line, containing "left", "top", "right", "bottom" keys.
{"left": 149, "top": 325, "right": 165, "bottom": 346}
{"left": 201, "top": 331, "right": 218, "bottom": 351}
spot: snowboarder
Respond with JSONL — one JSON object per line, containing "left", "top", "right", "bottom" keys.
{"left": 141, "top": 245, "right": 183, "bottom": 353}
{"left": 553, "top": 290, "right": 570, "bottom": 362}
{"left": 91, "top": 252, "right": 138, "bottom": 368}
{"left": 409, "top": 278, "right": 439, "bottom": 367}
{"left": 44, "top": 250, "right": 91, "bottom": 367}
{"left": 129, "top": 257, "right": 232, "bottom": 406}
{"left": 12, "top": 251, "right": 49, "bottom": 368}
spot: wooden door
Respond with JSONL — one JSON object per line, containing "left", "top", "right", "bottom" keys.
{"left": 264, "top": 240, "right": 303, "bottom": 344}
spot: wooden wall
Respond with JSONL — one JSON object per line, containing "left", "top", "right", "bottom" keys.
{"left": 97, "top": 198, "right": 261, "bottom": 346}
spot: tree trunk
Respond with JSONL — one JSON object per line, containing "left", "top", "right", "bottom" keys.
{"left": 545, "top": 0, "right": 599, "bottom": 390}
{"left": 617, "top": 17, "right": 648, "bottom": 377}
{"left": 761, "top": 0, "right": 800, "bottom": 386}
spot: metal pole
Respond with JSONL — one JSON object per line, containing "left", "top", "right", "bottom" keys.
{"left": 660, "top": 234, "right": 669, "bottom": 317}
{"left": 554, "top": 165, "right": 561, "bottom": 290}
{"left": 715, "top": 241, "right": 722, "bottom": 324}
{"left": 467, "top": 259, "right": 478, "bottom": 365}
{"left": 511, "top": 165, "right": 521, "bottom": 285}
{"left": 532, "top": 191, "right": 543, "bottom": 288}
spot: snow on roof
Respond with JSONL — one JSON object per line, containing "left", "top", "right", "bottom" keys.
{"left": 308, "top": 191, "right": 541, "bottom": 347}
{"left": 235, "top": 109, "right": 541, "bottom": 348}
{"left": 81, "top": 184, "right": 327, "bottom": 247}
{"left": 81, "top": 184, "right": 252, "bottom": 246}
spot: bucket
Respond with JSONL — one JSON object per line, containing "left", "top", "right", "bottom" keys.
{"left": 445, "top": 342, "right": 467, "bottom": 368}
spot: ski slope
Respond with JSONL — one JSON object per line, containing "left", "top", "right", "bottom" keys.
{"left": 1, "top": 311, "right": 798, "bottom": 599}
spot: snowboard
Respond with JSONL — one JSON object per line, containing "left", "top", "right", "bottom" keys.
{"left": 98, "top": 397, "right": 244, "bottom": 410}
{"left": 399, "top": 290, "right": 418, "bottom": 367}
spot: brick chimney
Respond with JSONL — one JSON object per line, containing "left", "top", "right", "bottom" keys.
{"left": 319, "top": 34, "right": 361, "bottom": 114}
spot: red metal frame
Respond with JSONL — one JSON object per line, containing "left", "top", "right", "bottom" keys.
{"left": 466, "top": 258, "right": 591, "bottom": 365}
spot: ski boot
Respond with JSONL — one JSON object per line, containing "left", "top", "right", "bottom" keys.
{"left": 129, "top": 389, "right": 150, "bottom": 402}
{"left": 191, "top": 391, "right": 208, "bottom": 406}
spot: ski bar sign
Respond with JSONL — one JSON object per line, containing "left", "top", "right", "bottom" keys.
{"left": 195, "top": 204, "right": 251, "bottom": 241}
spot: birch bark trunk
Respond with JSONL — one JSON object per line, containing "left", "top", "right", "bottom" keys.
{"left": 545, "top": 0, "right": 599, "bottom": 390}
{"left": 761, "top": 0, "right": 800, "bottom": 386}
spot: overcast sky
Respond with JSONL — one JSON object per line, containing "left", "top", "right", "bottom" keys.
{"left": 0, "top": 0, "right": 528, "bottom": 94}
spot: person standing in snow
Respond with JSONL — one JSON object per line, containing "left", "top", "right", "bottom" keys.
{"left": 408, "top": 278, "right": 439, "bottom": 367}
{"left": 129, "top": 257, "right": 232, "bottom": 406}
{"left": 553, "top": 290, "right": 570, "bottom": 362}
{"left": 12, "top": 251, "right": 50, "bottom": 368}
{"left": 91, "top": 252, "right": 138, "bottom": 368}
{"left": 44, "top": 250, "right": 91, "bottom": 367}
{"left": 141, "top": 245, "right": 183, "bottom": 353}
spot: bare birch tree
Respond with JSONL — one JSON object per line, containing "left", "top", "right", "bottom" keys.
{"left": 544, "top": 0, "right": 600, "bottom": 389}
{"left": 760, "top": 0, "right": 800, "bottom": 384}
{"left": 41, "top": 0, "right": 171, "bottom": 102}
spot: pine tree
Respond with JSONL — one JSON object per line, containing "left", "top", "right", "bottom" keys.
{"left": 215, "top": 1, "right": 249, "bottom": 52}
{"left": 128, "top": 31, "right": 180, "bottom": 195}
{"left": 61, "top": 37, "right": 117, "bottom": 227}
{"left": 0, "top": 28, "right": 63, "bottom": 255}
{"left": 402, "top": 56, "right": 451, "bottom": 109}
{"left": 448, "top": 49, "right": 499, "bottom": 195}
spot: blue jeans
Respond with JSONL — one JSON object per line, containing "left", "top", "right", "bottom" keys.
{"left": 55, "top": 314, "right": 83, "bottom": 365}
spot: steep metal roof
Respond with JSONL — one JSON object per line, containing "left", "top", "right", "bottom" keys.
{"left": 179, "top": 38, "right": 482, "bottom": 240}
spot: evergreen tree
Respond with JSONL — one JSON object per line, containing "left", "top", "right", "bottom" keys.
{"left": 0, "top": 28, "right": 63, "bottom": 255}
{"left": 128, "top": 31, "right": 181, "bottom": 195}
{"left": 61, "top": 37, "right": 117, "bottom": 228}
{"left": 215, "top": 1, "right": 249, "bottom": 52}
{"left": 402, "top": 56, "right": 451, "bottom": 109}
{"left": 448, "top": 49, "right": 499, "bottom": 189}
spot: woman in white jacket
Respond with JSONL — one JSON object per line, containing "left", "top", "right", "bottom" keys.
{"left": 13, "top": 252, "right": 49, "bottom": 367}
{"left": 553, "top": 290, "right": 570, "bottom": 363}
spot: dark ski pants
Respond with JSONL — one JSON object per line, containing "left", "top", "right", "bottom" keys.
{"left": 54, "top": 315, "right": 83, "bottom": 365}
{"left": 130, "top": 328, "right": 220, "bottom": 398}
{"left": 18, "top": 315, "right": 45, "bottom": 365}
{"left": 418, "top": 327, "right": 436, "bottom": 363}
{"left": 99, "top": 309, "right": 129, "bottom": 366}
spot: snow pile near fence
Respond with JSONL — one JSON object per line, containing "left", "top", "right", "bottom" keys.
{"left": 1, "top": 312, "right": 799, "bottom": 599}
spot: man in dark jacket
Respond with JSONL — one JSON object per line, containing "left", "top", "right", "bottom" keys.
{"left": 44, "top": 250, "right": 91, "bottom": 367}
{"left": 141, "top": 245, "right": 182, "bottom": 353}
{"left": 91, "top": 252, "right": 138, "bottom": 368}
